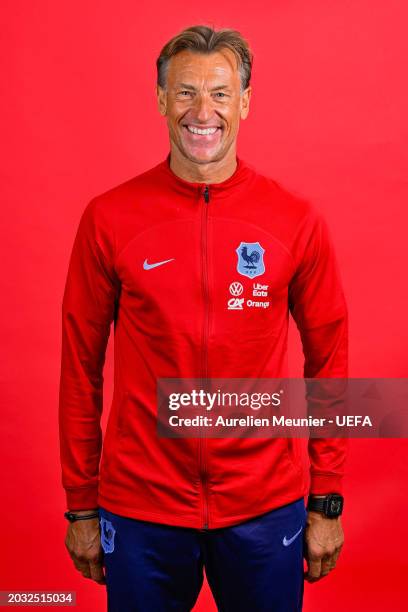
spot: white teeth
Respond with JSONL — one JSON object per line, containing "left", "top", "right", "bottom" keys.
{"left": 187, "top": 125, "right": 218, "bottom": 135}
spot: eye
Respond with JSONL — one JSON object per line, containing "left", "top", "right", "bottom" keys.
{"left": 214, "top": 92, "right": 227, "bottom": 98}
{"left": 179, "top": 90, "right": 192, "bottom": 96}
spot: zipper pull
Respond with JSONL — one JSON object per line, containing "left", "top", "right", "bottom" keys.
{"left": 203, "top": 185, "right": 210, "bottom": 203}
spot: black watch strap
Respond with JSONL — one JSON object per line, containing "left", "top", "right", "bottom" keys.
{"left": 64, "top": 510, "right": 99, "bottom": 522}
{"left": 307, "top": 493, "right": 344, "bottom": 518}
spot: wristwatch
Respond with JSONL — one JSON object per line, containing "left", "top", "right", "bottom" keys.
{"left": 64, "top": 510, "right": 99, "bottom": 522}
{"left": 307, "top": 493, "right": 344, "bottom": 518}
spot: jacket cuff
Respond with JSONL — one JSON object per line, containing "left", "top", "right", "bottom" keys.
{"left": 309, "top": 473, "right": 344, "bottom": 495}
{"left": 65, "top": 486, "right": 99, "bottom": 510}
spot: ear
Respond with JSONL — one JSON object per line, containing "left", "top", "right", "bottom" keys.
{"left": 156, "top": 84, "right": 167, "bottom": 116}
{"left": 240, "top": 85, "right": 252, "bottom": 120}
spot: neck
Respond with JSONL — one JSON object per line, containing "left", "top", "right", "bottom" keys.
{"left": 169, "top": 145, "right": 238, "bottom": 184}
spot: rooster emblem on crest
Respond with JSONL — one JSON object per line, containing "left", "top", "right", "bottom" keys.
{"left": 236, "top": 242, "right": 265, "bottom": 278}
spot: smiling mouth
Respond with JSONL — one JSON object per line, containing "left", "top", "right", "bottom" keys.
{"left": 183, "top": 124, "right": 222, "bottom": 136}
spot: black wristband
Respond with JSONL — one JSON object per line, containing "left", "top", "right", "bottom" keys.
{"left": 307, "top": 493, "right": 344, "bottom": 518}
{"left": 64, "top": 510, "right": 99, "bottom": 522}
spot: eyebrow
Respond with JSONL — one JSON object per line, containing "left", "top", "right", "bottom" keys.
{"left": 177, "top": 83, "right": 231, "bottom": 92}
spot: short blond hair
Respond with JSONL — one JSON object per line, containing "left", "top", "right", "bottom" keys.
{"left": 156, "top": 25, "right": 253, "bottom": 92}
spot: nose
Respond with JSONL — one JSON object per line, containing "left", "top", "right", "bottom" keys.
{"left": 194, "top": 93, "right": 214, "bottom": 123}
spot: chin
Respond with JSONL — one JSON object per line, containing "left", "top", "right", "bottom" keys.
{"left": 183, "top": 147, "right": 223, "bottom": 165}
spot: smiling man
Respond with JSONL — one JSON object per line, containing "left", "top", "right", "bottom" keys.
{"left": 157, "top": 41, "right": 249, "bottom": 180}
{"left": 59, "top": 25, "right": 348, "bottom": 611}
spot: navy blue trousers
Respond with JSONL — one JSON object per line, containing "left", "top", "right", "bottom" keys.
{"left": 98, "top": 497, "right": 306, "bottom": 612}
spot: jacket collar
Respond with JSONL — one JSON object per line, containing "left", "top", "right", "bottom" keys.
{"left": 155, "top": 152, "right": 255, "bottom": 198}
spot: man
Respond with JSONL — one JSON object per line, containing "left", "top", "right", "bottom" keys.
{"left": 59, "top": 25, "right": 348, "bottom": 611}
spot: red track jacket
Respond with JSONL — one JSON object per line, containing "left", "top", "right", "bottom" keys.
{"left": 58, "top": 155, "right": 348, "bottom": 529}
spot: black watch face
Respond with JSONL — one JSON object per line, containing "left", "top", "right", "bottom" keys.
{"left": 329, "top": 499, "right": 342, "bottom": 514}
{"left": 327, "top": 495, "right": 343, "bottom": 516}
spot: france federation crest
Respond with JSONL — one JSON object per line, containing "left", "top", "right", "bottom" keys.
{"left": 236, "top": 242, "right": 265, "bottom": 278}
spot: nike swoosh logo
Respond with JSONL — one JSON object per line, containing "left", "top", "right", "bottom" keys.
{"left": 143, "top": 258, "right": 175, "bottom": 270}
{"left": 282, "top": 526, "right": 303, "bottom": 547}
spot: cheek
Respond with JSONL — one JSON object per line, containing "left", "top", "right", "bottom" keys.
{"left": 166, "top": 112, "right": 182, "bottom": 132}
{"left": 225, "top": 110, "right": 241, "bottom": 134}
{"left": 167, "top": 104, "right": 192, "bottom": 126}
{"left": 166, "top": 101, "right": 181, "bottom": 116}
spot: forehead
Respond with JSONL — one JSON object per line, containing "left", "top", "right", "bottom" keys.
{"left": 166, "top": 49, "right": 241, "bottom": 87}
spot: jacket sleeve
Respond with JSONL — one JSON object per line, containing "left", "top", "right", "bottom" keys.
{"left": 288, "top": 208, "right": 348, "bottom": 495}
{"left": 58, "top": 198, "right": 120, "bottom": 510}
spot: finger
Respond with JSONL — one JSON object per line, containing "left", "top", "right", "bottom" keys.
{"left": 334, "top": 542, "right": 343, "bottom": 558}
{"left": 72, "top": 558, "right": 92, "bottom": 579}
{"left": 305, "top": 558, "right": 322, "bottom": 582}
{"left": 321, "top": 555, "right": 334, "bottom": 576}
{"left": 329, "top": 546, "right": 342, "bottom": 569}
{"left": 89, "top": 561, "right": 106, "bottom": 585}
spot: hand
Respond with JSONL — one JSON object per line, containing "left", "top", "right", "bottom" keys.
{"left": 303, "top": 510, "right": 344, "bottom": 582}
{"left": 64, "top": 510, "right": 106, "bottom": 585}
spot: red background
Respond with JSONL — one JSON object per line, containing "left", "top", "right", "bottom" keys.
{"left": 1, "top": 0, "right": 407, "bottom": 610}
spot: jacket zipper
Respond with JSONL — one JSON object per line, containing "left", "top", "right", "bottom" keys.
{"left": 199, "top": 183, "right": 210, "bottom": 529}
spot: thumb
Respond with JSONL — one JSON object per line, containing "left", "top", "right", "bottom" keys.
{"left": 89, "top": 559, "right": 106, "bottom": 585}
